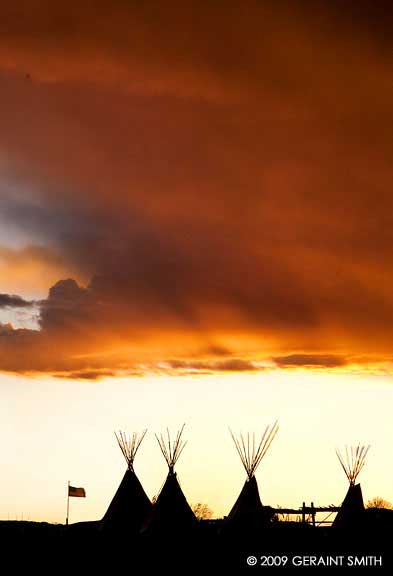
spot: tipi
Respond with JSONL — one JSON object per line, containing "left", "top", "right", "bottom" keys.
{"left": 225, "top": 421, "right": 279, "bottom": 529}
{"left": 333, "top": 444, "right": 370, "bottom": 529}
{"left": 101, "top": 430, "right": 152, "bottom": 534}
{"left": 142, "top": 425, "right": 197, "bottom": 536}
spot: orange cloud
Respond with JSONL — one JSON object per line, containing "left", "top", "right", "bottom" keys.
{"left": 0, "top": 245, "right": 84, "bottom": 297}
{"left": 0, "top": 1, "right": 392, "bottom": 378}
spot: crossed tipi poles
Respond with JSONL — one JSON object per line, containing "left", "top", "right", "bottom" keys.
{"left": 230, "top": 420, "right": 279, "bottom": 481}
{"left": 333, "top": 444, "right": 370, "bottom": 528}
{"left": 225, "top": 420, "right": 279, "bottom": 526}
{"left": 155, "top": 424, "right": 187, "bottom": 474}
{"left": 335, "top": 445, "right": 370, "bottom": 487}
{"left": 102, "top": 421, "right": 280, "bottom": 533}
{"left": 100, "top": 429, "right": 152, "bottom": 533}
{"left": 142, "top": 424, "right": 197, "bottom": 535}
{"left": 115, "top": 429, "right": 147, "bottom": 472}
{"left": 100, "top": 424, "right": 370, "bottom": 532}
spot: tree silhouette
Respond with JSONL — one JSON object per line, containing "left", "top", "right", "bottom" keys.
{"left": 366, "top": 497, "right": 393, "bottom": 509}
{"left": 192, "top": 502, "right": 213, "bottom": 520}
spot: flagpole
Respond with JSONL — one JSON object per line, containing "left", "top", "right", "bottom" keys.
{"left": 66, "top": 481, "right": 70, "bottom": 526}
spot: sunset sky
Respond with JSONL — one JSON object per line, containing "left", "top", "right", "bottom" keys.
{"left": 0, "top": 0, "right": 392, "bottom": 523}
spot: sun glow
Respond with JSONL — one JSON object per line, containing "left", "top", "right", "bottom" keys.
{"left": 0, "top": 370, "right": 392, "bottom": 523}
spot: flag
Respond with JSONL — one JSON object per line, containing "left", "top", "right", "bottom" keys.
{"left": 68, "top": 485, "right": 86, "bottom": 498}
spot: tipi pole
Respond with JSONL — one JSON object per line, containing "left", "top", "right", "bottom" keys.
{"left": 66, "top": 481, "right": 70, "bottom": 526}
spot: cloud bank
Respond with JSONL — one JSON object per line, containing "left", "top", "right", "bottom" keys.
{"left": 0, "top": 1, "right": 392, "bottom": 378}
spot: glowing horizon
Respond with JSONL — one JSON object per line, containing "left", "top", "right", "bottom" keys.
{"left": 0, "top": 370, "right": 391, "bottom": 524}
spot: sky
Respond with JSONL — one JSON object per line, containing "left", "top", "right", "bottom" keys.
{"left": 1, "top": 370, "right": 392, "bottom": 523}
{"left": 0, "top": 0, "right": 392, "bottom": 522}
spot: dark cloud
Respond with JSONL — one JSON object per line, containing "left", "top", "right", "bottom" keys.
{"left": 166, "top": 358, "right": 260, "bottom": 374}
{"left": 55, "top": 370, "right": 119, "bottom": 381}
{"left": 0, "top": 294, "right": 33, "bottom": 308}
{"left": 39, "top": 279, "right": 91, "bottom": 332}
{"left": 203, "top": 345, "right": 232, "bottom": 357}
{"left": 273, "top": 354, "right": 348, "bottom": 369}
